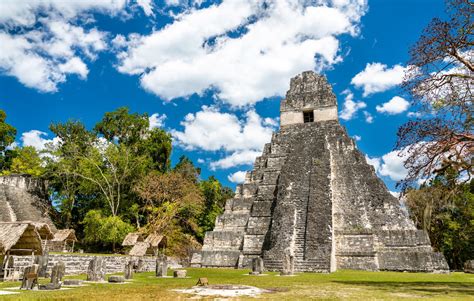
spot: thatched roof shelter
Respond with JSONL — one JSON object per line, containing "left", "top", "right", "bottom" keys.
{"left": 51, "top": 229, "right": 77, "bottom": 243}
{"left": 122, "top": 232, "right": 144, "bottom": 247}
{"left": 145, "top": 234, "right": 166, "bottom": 248}
{"left": 29, "top": 222, "right": 54, "bottom": 240}
{"left": 128, "top": 242, "right": 153, "bottom": 256}
{"left": 0, "top": 223, "right": 43, "bottom": 255}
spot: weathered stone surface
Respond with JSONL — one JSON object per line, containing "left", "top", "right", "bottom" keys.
{"left": 194, "top": 71, "right": 449, "bottom": 273}
{"left": 173, "top": 270, "right": 187, "bottom": 278}
{"left": 12, "top": 254, "right": 165, "bottom": 275}
{"left": 35, "top": 253, "right": 49, "bottom": 278}
{"left": 124, "top": 260, "right": 134, "bottom": 279}
{"left": 87, "top": 257, "right": 106, "bottom": 282}
{"left": 250, "top": 257, "right": 264, "bottom": 275}
{"left": 0, "top": 175, "right": 57, "bottom": 230}
{"left": 50, "top": 261, "right": 65, "bottom": 286}
{"left": 108, "top": 275, "right": 125, "bottom": 283}
{"left": 20, "top": 264, "right": 39, "bottom": 290}
{"left": 156, "top": 255, "right": 168, "bottom": 277}
{"left": 464, "top": 260, "right": 474, "bottom": 273}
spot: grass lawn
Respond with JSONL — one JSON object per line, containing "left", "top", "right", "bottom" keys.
{"left": 0, "top": 268, "right": 473, "bottom": 300}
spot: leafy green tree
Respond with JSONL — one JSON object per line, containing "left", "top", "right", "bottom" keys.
{"left": 0, "top": 109, "right": 16, "bottom": 153}
{"left": 140, "top": 128, "right": 172, "bottom": 173}
{"left": 405, "top": 169, "right": 474, "bottom": 269}
{"left": 82, "top": 210, "right": 134, "bottom": 252}
{"left": 2, "top": 146, "right": 44, "bottom": 176}
{"left": 94, "top": 107, "right": 149, "bottom": 147}
{"left": 198, "top": 176, "right": 234, "bottom": 239}
{"left": 174, "top": 155, "right": 201, "bottom": 183}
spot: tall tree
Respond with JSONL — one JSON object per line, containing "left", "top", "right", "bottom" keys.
{"left": 3, "top": 146, "right": 44, "bottom": 176}
{"left": 0, "top": 109, "right": 16, "bottom": 153}
{"left": 397, "top": 0, "right": 473, "bottom": 188}
{"left": 94, "top": 107, "right": 149, "bottom": 147}
{"left": 174, "top": 155, "right": 201, "bottom": 183}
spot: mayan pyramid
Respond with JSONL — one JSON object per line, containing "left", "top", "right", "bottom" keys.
{"left": 192, "top": 71, "right": 448, "bottom": 273}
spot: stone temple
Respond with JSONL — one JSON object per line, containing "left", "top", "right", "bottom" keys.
{"left": 192, "top": 71, "right": 448, "bottom": 273}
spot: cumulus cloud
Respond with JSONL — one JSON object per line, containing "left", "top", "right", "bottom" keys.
{"left": 339, "top": 89, "right": 366, "bottom": 120}
{"left": 352, "top": 135, "right": 361, "bottom": 141}
{"left": 172, "top": 106, "right": 276, "bottom": 169}
{"left": 366, "top": 150, "right": 409, "bottom": 181}
{"left": 227, "top": 170, "right": 247, "bottom": 184}
{"left": 0, "top": 0, "right": 157, "bottom": 92}
{"left": 407, "top": 111, "right": 422, "bottom": 118}
{"left": 351, "top": 62, "right": 407, "bottom": 96}
{"left": 210, "top": 150, "right": 261, "bottom": 170}
{"left": 117, "top": 0, "right": 368, "bottom": 106}
{"left": 376, "top": 96, "right": 410, "bottom": 115}
{"left": 21, "top": 130, "right": 59, "bottom": 151}
{"left": 149, "top": 113, "right": 167, "bottom": 129}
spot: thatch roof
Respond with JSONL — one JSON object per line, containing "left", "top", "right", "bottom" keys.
{"left": 0, "top": 222, "right": 43, "bottom": 255}
{"left": 122, "top": 232, "right": 144, "bottom": 247}
{"left": 145, "top": 233, "right": 166, "bottom": 247}
{"left": 51, "top": 229, "right": 77, "bottom": 242}
{"left": 29, "top": 222, "right": 54, "bottom": 240}
{"left": 128, "top": 242, "right": 153, "bottom": 256}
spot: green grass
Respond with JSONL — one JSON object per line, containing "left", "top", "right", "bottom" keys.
{"left": 0, "top": 268, "right": 473, "bottom": 300}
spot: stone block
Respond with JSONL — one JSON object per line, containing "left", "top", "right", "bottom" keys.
{"left": 243, "top": 235, "right": 265, "bottom": 254}
{"left": 464, "top": 260, "right": 474, "bottom": 273}
{"left": 251, "top": 201, "right": 274, "bottom": 217}
{"left": 173, "top": 270, "right": 187, "bottom": 278}
{"left": 246, "top": 217, "right": 271, "bottom": 235}
{"left": 108, "top": 275, "right": 125, "bottom": 283}
{"left": 200, "top": 250, "right": 241, "bottom": 267}
{"left": 202, "top": 231, "right": 243, "bottom": 251}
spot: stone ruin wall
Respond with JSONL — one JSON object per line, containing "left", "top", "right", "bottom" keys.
{"left": 193, "top": 71, "right": 449, "bottom": 273}
{"left": 0, "top": 175, "right": 57, "bottom": 231}
{"left": 11, "top": 254, "right": 181, "bottom": 276}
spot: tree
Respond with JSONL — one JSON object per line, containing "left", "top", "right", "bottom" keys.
{"left": 198, "top": 176, "right": 234, "bottom": 239}
{"left": 134, "top": 171, "right": 204, "bottom": 235}
{"left": 0, "top": 109, "right": 16, "bottom": 153}
{"left": 405, "top": 169, "right": 474, "bottom": 269}
{"left": 94, "top": 107, "right": 149, "bottom": 147}
{"left": 174, "top": 155, "right": 201, "bottom": 183}
{"left": 2, "top": 146, "right": 44, "bottom": 176}
{"left": 139, "top": 128, "right": 172, "bottom": 173}
{"left": 82, "top": 210, "right": 134, "bottom": 252}
{"left": 397, "top": 0, "right": 473, "bottom": 188}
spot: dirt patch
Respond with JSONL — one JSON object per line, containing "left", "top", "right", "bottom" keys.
{"left": 174, "top": 284, "right": 269, "bottom": 297}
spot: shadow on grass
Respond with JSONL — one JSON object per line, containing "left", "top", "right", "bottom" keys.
{"left": 333, "top": 281, "right": 474, "bottom": 296}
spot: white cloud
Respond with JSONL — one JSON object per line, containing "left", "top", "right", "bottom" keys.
{"left": 227, "top": 170, "right": 247, "bottom": 184}
{"left": 210, "top": 150, "right": 261, "bottom": 170}
{"left": 149, "top": 113, "right": 167, "bottom": 129}
{"left": 376, "top": 96, "right": 410, "bottom": 115}
{"left": 407, "top": 111, "right": 422, "bottom": 118}
{"left": 197, "top": 158, "right": 205, "bottom": 164}
{"left": 339, "top": 89, "right": 366, "bottom": 120}
{"left": 0, "top": 0, "right": 128, "bottom": 27}
{"left": 389, "top": 191, "right": 400, "bottom": 198}
{"left": 0, "top": 19, "right": 107, "bottom": 92}
{"left": 352, "top": 135, "right": 361, "bottom": 141}
{"left": 172, "top": 106, "right": 276, "bottom": 169}
{"left": 21, "top": 130, "right": 59, "bottom": 151}
{"left": 172, "top": 106, "right": 275, "bottom": 152}
{"left": 366, "top": 150, "right": 409, "bottom": 181}
{"left": 363, "top": 111, "right": 373, "bottom": 123}
{"left": 136, "top": 0, "right": 154, "bottom": 16}
{"left": 117, "top": 0, "right": 367, "bottom": 106}
{"left": 351, "top": 62, "right": 407, "bottom": 96}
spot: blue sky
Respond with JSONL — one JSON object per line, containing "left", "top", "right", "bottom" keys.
{"left": 0, "top": 0, "right": 446, "bottom": 192}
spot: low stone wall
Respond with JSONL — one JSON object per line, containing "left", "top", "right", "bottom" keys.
{"left": 13, "top": 254, "right": 181, "bottom": 276}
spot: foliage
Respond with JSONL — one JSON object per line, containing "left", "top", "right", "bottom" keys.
{"left": 82, "top": 210, "right": 134, "bottom": 252}
{"left": 405, "top": 169, "right": 474, "bottom": 269}
{"left": 174, "top": 155, "right": 201, "bottom": 183}
{"left": 0, "top": 109, "right": 16, "bottom": 153}
{"left": 139, "top": 128, "right": 172, "bottom": 172}
{"left": 198, "top": 176, "right": 234, "bottom": 240}
{"left": 397, "top": 0, "right": 473, "bottom": 189}
{"left": 1, "top": 146, "right": 44, "bottom": 176}
{"left": 94, "top": 107, "right": 149, "bottom": 147}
